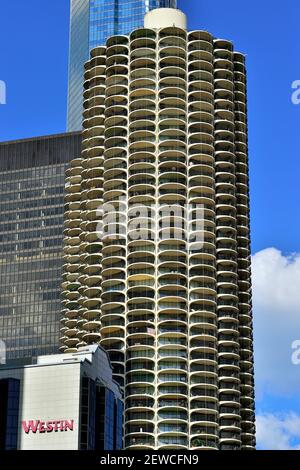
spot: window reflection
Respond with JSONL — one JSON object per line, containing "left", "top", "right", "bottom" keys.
{"left": 0, "top": 133, "right": 82, "bottom": 360}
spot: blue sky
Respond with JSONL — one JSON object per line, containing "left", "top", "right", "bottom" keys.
{"left": 0, "top": 0, "right": 300, "bottom": 449}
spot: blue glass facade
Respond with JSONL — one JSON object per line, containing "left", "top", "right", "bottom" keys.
{"left": 115, "top": 398, "right": 124, "bottom": 450}
{"left": 67, "top": 0, "right": 90, "bottom": 132}
{"left": 89, "top": 0, "right": 177, "bottom": 48}
{"left": 0, "top": 379, "right": 20, "bottom": 450}
{"left": 103, "top": 389, "right": 115, "bottom": 450}
{"left": 80, "top": 377, "right": 123, "bottom": 450}
{"left": 67, "top": 0, "right": 177, "bottom": 131}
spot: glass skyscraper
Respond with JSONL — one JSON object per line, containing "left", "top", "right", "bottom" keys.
{"left": 67, "top": 0, "right": 177, "bottom": 131}
{"left": 0, "top": 132, "right": 82, "bottom": 361}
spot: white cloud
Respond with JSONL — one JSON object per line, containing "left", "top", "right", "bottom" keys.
{"left": 256, "top": 412, "right": 300, "bottom": 450}
{"left": 252, "top": 248, "right": 300, "bottom": 312}
{"left": 252, "top": 248, "right": 300, "bottom": 397}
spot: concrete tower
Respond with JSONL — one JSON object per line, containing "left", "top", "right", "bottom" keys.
{"left": 61, "top": 8, "right": 256, "bottom": 450}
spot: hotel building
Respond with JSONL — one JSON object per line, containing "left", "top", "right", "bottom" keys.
{"left": 0, "top": 345, "right": 123, "bottom": 450}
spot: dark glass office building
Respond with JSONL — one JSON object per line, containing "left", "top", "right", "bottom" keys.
{"left": 0, "top": 132, "right": 82, "bottom": 361}
{"left": 67, "top": 0, "right": 177, "bottom": 131}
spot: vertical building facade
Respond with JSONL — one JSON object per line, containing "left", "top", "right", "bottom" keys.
{"left": 67, "top": 0, "right": 177, "bottom": 131}
{"left": 62, "top": 8, "right": 256, "bottom": 450}
{"left": 0, "top": 132, "right": 82, "bottom": 361}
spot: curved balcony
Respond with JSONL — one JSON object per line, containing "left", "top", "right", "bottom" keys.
{"left": 188, "top": 43, "right": 213, "bottom": 63}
